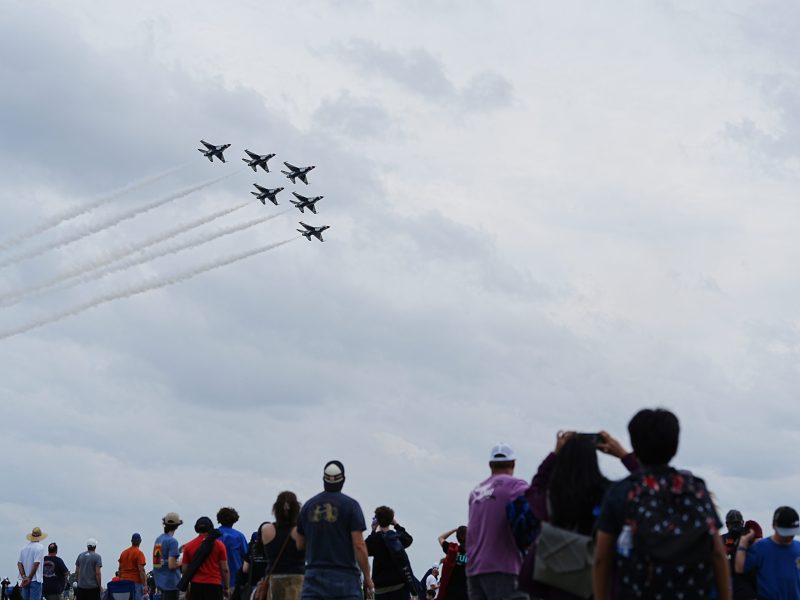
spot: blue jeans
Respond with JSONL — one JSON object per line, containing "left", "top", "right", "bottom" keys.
{"left": 21, "top": 582, "right": 42, "bottom": 600}
{"left": 133, "top": 584, "right": 143, "bottom": 600}
{"left": 301, "top": 569, "right": 362, "bottom": 600}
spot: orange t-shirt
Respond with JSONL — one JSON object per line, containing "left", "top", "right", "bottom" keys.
{"left": 118, "top": 546, "right": 146, "bottom": 583}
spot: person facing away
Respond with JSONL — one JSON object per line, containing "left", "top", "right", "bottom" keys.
{"left": 260, "top": 490, "right": 306, "bottom": 600}
{"left": 18, "top": 526, "right": 47, "bottom": 600}
{"left": 735, "top": 506, "right": 800, "bottom": 600}
{"left": 592, "top": 408, "right": 731, "bottom": 600}
{"left": 365, "top": 505, "right": 416, "bottom": 600}
{"left": 295, "top": 460, "right": 374, "bottom": 600}
{"left": 118, "top": 533, "right": 147, "bottom": 600}
{"left": 152, "top": 512, "right": 183, "bottom": 600}
{"left": 723, "top": 510, "right": 747, "bottom": 560}
{"left": 43, "top": 543, "right": 69, "bottom": 600}
{"left": 521, "top": 430, "right": 639, "bottom": 599}
{"left": 181, "top": 516, "right": 229, "bottom": 600}
{"left": 466, "top": 442, "right": 530, "bottom": 600}
{"left": 75, "top": 539, "right": 102, "bottom": 600}
{"left": 437, "top": 527, "right": 468, "bottom": 600}
{"left": 216, "top": 507, "right": 249, "bottom": 591}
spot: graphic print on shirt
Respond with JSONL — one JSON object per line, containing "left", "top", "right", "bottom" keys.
{"left": 470, "top": 482, "right": 495, "bottom": 503}
{"left": 152, "top": 544, "right": 163, "bottom": 570}
{"left": 310, "top": 503, "right": 338, "bottom": 523}
{"left": 43, "top": 561, "right": 55, "bottom": 578}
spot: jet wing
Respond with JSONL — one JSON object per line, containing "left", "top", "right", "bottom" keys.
{"left": 253, "top": 183, "right": 267, "bottom": 192}
{"left": 299, "top": 222, "right": 314, "bottom": 231}
{"left": 218, "top": 153, "right": 226, "bottom": 163}
{"left": 201, "top": 140, "right": 216, "bottom": 150}
{"left": 298, "top": 174, "right": 308, "bottom": 184}
{"left": 308, "top": 205, "right": 317, "bottom": 214}
{"left": 283, "top": 162, "right": 299, "bottom": 171}
{"left": 292, "top": 192, "right": 307, "bottom": 201}
{"left": 244, "top": 149, "right": 259, "bottom": 159}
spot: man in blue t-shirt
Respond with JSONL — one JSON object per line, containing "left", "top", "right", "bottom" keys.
{"left": 736, "top": 506, "right": 800, "bottom": 600}
{"left": 216, "top": 507, "right": 249, "bottom": 590}
{"left": 296, "top": 460, "right": 374, "bottom": 600}
{"left": 152, "top": 512, "right": 183, "bottom": 600}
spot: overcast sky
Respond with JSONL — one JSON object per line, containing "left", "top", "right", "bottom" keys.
{"left": 1, "top": 0, "right": 799, "bottom": 578}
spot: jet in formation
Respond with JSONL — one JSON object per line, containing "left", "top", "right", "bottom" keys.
{"left": 251, "top": 184, "right": 284, "bottom": 206}
{"left": 281, "top": 162, "right": 316, "bottom": 185}
{"left": 290, "top": 192, "right": 323, "bottom": 214}
{"left": 197, "top": 140, "right": 231, "bottom": 163}
{"left": 298, "top": 222, "right": 329, "bottom": 242}
{"left": 242, "top": 149, "right": 276, "bottom": 172}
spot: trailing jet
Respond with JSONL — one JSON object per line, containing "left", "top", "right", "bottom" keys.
{"left": 251, "top": 184, "right": 284, "bottom": 206}
{"left": 197, "top": 140, "right": 231, "bottom": 163}
{"left": 291, "top": 192, "right": 323, "bottom": 214}
{"left": 281, "top": 161, "right": 316, "bottom": 185}
{"left": 242, "top": 149, "right": 276, "bottom": 172}
{"left": 297, "top": 222, "right": 329, "bottom": 242}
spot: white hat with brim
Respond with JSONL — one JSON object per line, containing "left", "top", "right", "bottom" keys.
{"left": 26, "top": 527, "right": 47, "bottom": 542}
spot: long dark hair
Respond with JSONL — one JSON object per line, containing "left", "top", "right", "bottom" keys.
{"left": 273, "top": 491, "right": 300, "bottom": 527}
{"left": 548, "top": 436, "right": 610, "bottom": 534}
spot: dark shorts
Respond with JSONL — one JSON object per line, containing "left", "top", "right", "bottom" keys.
{"left": 76, "top": 588, "right": 101, "bottom": 600}
{"left": 189, "top": 583, "right": 223, "bottom": 600}
{"left": 301, "top": 569, "right": 361, "bottom": 600}
{"left": 467, "top": 574, "right": 528, "bottom": 600}
{"left": 159, "top": 591, "right": 179, "bottom": 600}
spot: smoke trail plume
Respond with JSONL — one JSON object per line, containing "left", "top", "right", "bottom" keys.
{"left": 0, "top": 237, "right": 299, "bottom": 341}
{"left": 0, "top": 163, "right": 188, "bottom": 252}
{"left": 0, "top": 171, "right": 236, "bottom": 270}
{"left": 0, "top": 202, "right": 249, "bottom": 306}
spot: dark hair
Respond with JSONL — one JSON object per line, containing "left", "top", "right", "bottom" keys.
{"left": 48, "top": 543, "right": 57, "bottom": 553}
{"left": 489, "top": 460, "right": 515, "bottom": 472}
{"left": 456, "top": 526, "right": 467, "bottom": 546}
{"left": 272, "top": 492, "right": 300, "bottom": 527}
{"left": 217, "top": 507, "right": 240, "bottom": 527}
{"left": 628, "top": 408, "right": 680, "bottom": 466}
{"left": 163, "top": 524, "right": 179, "bottom": 534}
{"left": 375, "top": 506, "right": 394, "bottom": 528}
{"left": 548, "top": 436, "right": 610, "bottom": 534}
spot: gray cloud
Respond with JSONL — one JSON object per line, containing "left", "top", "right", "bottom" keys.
{"left": 312, "top": 91, "right": 397, "bottom": 140}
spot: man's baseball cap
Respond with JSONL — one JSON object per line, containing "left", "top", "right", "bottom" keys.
{"left": 489, "top": 443, "right": 516, "bottom": 463}
{"left": 773, "top": 506, "right": 800, "bottom": 537}
{"left": 194, "top": 516, "right": 214, "bottom": 534}
{"left": 725, "top": 509, "right": 744, "bottom": 525}
{"left": 87, "top": 538, "right": 98, "bottom": 548}
{"left": 162, "top": 512, "right": 183, "bottom": 526}
{"left": 131, "top": 533, "right": 142, "bottom": 543}
{"left": 324, "top": 460, "right": 345, "bottom": 484}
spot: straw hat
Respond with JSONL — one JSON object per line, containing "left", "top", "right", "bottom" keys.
{"left": 26, "top": 527, "right": 47, "bottom": 542}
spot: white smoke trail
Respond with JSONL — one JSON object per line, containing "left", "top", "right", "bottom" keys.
{"left": 0, "top": 171, "right": 236, "bottom": 270}
{"left": 34, "top": 209, "right": 290, "bottom": 300}
{"left": 0, "top": 163, "right": 189, "bottom": 252}
{"left": 0, "top": 237, "right": 300, "bottom": 341}
{"left": 0, "top": 202, "right": 249, "bottom": 307}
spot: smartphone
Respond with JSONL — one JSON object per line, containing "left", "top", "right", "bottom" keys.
{"left": 576, "top": 432, "right": 603, "bottom": 445}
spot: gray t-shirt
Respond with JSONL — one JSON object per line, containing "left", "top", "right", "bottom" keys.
{"left": 75, "top": 551, "right": 102, "bottom": 589}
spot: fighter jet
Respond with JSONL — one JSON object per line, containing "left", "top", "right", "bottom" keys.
{"left": 251, "top": 184, "right": 284, "bottom": 206}
{"left": 197, "top": 140, "right": 231, "bottom": 163}
{"left": 281, "top": 162, "right": 316, "bottom": 185}
{"left": 290, "top": 192, "right": 323, "bottom": 214}
{"left": 297, "top": 222, "right": 329, "bottom": 242}
{"left": 242, "top": 149, "right": 276, "bottom": 172}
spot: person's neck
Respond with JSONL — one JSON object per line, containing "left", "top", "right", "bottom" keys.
{"left": 491, "top": 469, "right": 514, "bottom": 476}
{"left": 771, "top": 533, "right": 795, "bottom": 545}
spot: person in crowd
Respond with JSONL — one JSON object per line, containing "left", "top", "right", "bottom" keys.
{"left": 522, "top": 430, "right": 638, "bottom": 599}
{"left": 18, "top": 527, "right": 47, "bottom": 600}
{"left": 75, "top": 539, "right": 102, "bottom": 600}
{"left": 241, "top": 526, "right": 269, "bottom": 600}
{"left": 181, "top": 516, "right": 229, "bottom": 600}
{"left": 365, "top": 505, "right": 416, "bottom": 600}
{"left": 152, "top": 513, "right": 183, "bottom": 600}
{"left": 436, "top": 528, "right": 467, "bottom": 600}
{"left": 723, "top": 510, "right": 746, "bottom": 560}
{"left": 216, "top": 508, "right": 249, "bottom": 592}
{"left": 118, "top": 534, "right": 147, "bottom": 600}
{"left": 296, "top": 460, "right": 373, "bottom": 600}
{"left": 425, "top": 567, "right": 439, "bottom": 595}
{"left": 466, "top": 443, "right": 529, "bottom": 600}
{"left": 260, "top": 491, "right": 305, "bottom": 600}
{"left": 736, "top": 506, "right": 800, "bottom": 599}
{"left": 43, "top": 543, "right": 69, "bottom": 600}
{"left": 593, "top": 408, "right": 731, "bottom": 600}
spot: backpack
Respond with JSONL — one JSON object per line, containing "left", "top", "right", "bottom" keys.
{"left": 506, "top": 494, "right": 540, "bottom": 552}
{"left": 616, "top": 468, "right": 718, "bottom": 599}
{"left": 380, "top": 529, "right": 419, "bottom": 596}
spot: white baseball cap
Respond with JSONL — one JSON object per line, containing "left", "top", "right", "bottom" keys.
{"left": 86, "top": 538, "right": 98, "bottom": 548}
{"left": 489, "top": 443, "right": 516, "bottom": 462}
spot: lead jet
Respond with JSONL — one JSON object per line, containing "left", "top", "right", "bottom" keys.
{"left": 197, "top": 140, "right": 231, "bottom": 163}
{"left": 281, "top": 161, "right": 316, "bottom": 185}
{"left": 297, "top": 222, "right": 329, "bottom": 242}
{"left": 251, "top": 184, "right": 284, "bottom": 206}
{"left": 242, "top": 149, "right": 276, "bottom": 172}
{"left": 290, "top": 192, "right": 323, "bottom": 214}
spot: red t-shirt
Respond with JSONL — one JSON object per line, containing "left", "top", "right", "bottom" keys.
{"left": 118, "top": 546, "right": 146, "bottom": 584}
{"left": 181, "top": 535, "right": 228, "bottom": 585}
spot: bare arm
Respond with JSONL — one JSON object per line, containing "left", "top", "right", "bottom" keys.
{"left": 220, "top": 561, "right": 230, "bottom": 592}
{"left": 167, "top": 556, "right": 180, "bottom": 571}
{"left": 261, "top": 523, "right": 277, "bottom": 546}
{"left": 138, "top": 564, "right": 146, "bottom": 586}
{"left": 293, "top": 531, "right": 305, "bottom": 551}
{"left": 592, "top": 531, "right": 615, "bottom": 600}
{"left": 94, "top": 566, "right": 101, "bottom": 589}
{"left": 351, "top": 532, "right": 374, "bottom": 595}
{"left": 710, "top": 533, "right": 732, "bottom": 600}
{"left": 735, "top": 530, "right": 755, "bottom": 574}
{"left": 437, "top": 528, "right": 458, "bottom": 547}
